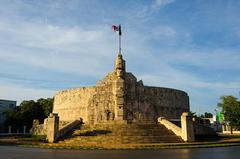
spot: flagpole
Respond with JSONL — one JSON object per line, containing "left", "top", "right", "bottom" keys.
{"left": 112, "top": 24, "right": 122, "bottom": 54}
{"left": 119, "top": 34, "right": 121, "bottom": 54}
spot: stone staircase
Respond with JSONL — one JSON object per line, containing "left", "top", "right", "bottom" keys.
{"left": 58, "top": 123, "right": 183, "bottom": 146}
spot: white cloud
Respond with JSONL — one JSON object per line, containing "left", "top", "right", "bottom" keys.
{"left": 0, "top": 0, "right": 239, "bottom": 115}
{"left": 151, "top": 25, "right": 177, "bottom": 40}
{"left": 0, "top": 19, "right": 118, "bottom": 77}
{"left": 153, "top": 0, "right": 175, "bottom": 9}
{"left": 0, "top": 16, "right": 238, "bottom": 111}
{"left": 161, "top": 49, "right": 240, "bottom": 70}
{"left": 0, "top": 81, "right": 56, "bottom": 105}
{"left": 139, "top": 71, "right": 240, "bottom": 114}
{"left": 0, "top": 21, "right": 108, "bottom": 53}
{"left": 128, "top": 0, "right": 175, "bottom": 20}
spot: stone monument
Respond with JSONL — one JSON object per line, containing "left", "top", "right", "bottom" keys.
{"left": 53, "top": 53, "right": 190, "bottom": 125}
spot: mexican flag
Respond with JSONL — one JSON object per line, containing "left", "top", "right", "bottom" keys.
{"left": 112, "top": 24, "right": 122, "bottom": 36}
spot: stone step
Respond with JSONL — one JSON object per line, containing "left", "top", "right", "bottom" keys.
{"left": 63, "top": 136, "right": 181, "bottom": 143}
{"left": 68, "top": 135, "right": 180, "bottom": 140}
{"left": 61, "top": 123, "right": 183, "bottom": 144}
{"left": 74, "top": 131, "right": 173, "bottom": 135}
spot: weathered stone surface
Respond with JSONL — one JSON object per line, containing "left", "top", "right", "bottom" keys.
{"left": 181, "top": 112, "right": 195, "bottom": 142}
{"left": 53, "top": 87, "right": 95, "bottom": 122}
{"left": 30, "top": 119, "right": 46, "bottom": 135}
{"left": 46, "top": 113, "right": 59, "bottom": 143}
{"left": 53, "top": 53, "right": 190, "bottom": 125}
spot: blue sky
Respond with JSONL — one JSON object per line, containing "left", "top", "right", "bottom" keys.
{"left": 0, "top": 0, "right": 239, "bottom": 115}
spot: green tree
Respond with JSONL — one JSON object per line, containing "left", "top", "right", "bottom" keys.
{"left": 218, "top": 95, "right": 240, "bottom": 133}
{"left": 3, "top": 107, "right": 20, "bottom": 126}
{"left": 19, "top": 100, "right": 45, "bottom": 128}
{"left": 3, "top": 98, "right": 53, "bottom": 131}
{"left": 37, "top": 98, "right": 53, "bottom": 117}
{"left": 200, "top": 112, "right": 213, "bottom": 118}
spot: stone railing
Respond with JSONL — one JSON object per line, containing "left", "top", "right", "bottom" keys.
{"left": 158, "top": 117, "right": 182, "bottom": 137}
{"left": 158, "top": 112, "right": 195, "bottom": 142}
{"left": 31, "top": 114, "right": 83, "bottom": 143}
{"left": 58, "top": 119, "right": 82, "bottom": 138}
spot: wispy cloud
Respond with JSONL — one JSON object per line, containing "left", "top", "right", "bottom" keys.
{"left": 152, "top": 0, "right": 175, "bottom": 9}
{"left": 151, "top": 25, "right": 176, "bottom": 39}
{"left": 0, "top": 19, "right": 117, "bottom": 76}
{"left": 0, "top": 80, "right": 55, "bottom": 103}
{"left": 126, "top": 0, "right": 175, "bottom": 21}
{"left": 0, "top": 0, "right": 239, "bottom": 114}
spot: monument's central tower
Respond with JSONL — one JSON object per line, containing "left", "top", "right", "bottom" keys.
{"left": 113, "top": 53, "right": 126, "bottom": 121}
{"left": 114, "top": 53, "right": 126, "bottom": 78}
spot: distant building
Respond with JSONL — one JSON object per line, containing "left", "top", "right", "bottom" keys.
{"left": 0, "top": 99, "right": 17, "bottom": 124}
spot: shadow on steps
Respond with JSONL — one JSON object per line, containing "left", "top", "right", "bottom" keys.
{"left": 76, "top": 130, "right": 112, "bottom": 136}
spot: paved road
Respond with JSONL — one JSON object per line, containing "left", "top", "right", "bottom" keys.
{"left": 1, "top": 146, "right": 240, "bottom": 159}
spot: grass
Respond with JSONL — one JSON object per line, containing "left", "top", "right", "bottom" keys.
{"left": 18, "top": 135, "right": 47, "bottom": 142}
{"left": 137, "top": 142, "right": 240, "bottom": 149}
{"left": 1, "top": 134, "right": 240, "bottom": 150}
{"left": 1, "top": 141, "right": 240, "bottom": 150}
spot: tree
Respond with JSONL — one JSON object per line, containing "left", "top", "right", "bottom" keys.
{"left": 200, "top": 112, "right": 213, "bottom": 118}
{"left": 36, "top": 98, "right": 53, "bottom": 117}
{"left": 218, "top": 95, "right": 240, "bottom": 133}
{"left": 2, "top": 107, "right": 20, "bottom": 126}
{"left": 3, "top": 98, "right": 53, "bottom": 131}
{"left": 19, "top": 100, "right": 45, "bottom": 127}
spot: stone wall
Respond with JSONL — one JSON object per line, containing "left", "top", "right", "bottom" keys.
{"left": 124, "top": 72, "right": 189, "bottom": 121}
{"left": 53, "top": 87, "right": 95, "bottom": 122}
{"left": 88, "top": 72, "right": 116, "bottom": 124}
{"left": 194, "top": 124, "right": 216, "bottom": 136}
{"left": 30, "top": 119, "right": 46, "bottom": 135}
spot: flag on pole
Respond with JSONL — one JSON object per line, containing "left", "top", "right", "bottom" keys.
{"left": 112, "top": 24, "right": 122, "bottom": 36}
{"left": 112, "top": 24, "right": 122, "bottom": 54}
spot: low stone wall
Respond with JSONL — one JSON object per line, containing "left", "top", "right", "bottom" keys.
{"left": 30, "top": 119, "right": 47, "bottom": 135}
{"left": 30, "top": 124, "right": 46, "bottom": 135}
{"left": 31, "top": 114, "right": 82, "bottom": 143}
{"left": 30, "top": 119, "right": 72, "bottom": 136}
{"left": 194, "top": 124, "right": 216, "bottom": 136}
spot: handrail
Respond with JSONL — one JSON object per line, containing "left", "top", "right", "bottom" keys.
{"left": 58, "top": 120, "right": 82, "bottom": 138}
{"left": 158, "top": 117, "right": 182, "bottom": 137}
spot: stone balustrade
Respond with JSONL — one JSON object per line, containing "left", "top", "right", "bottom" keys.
{"left": 58, "top": 119, "right": 82, "bottom": 138}
{"left": 158, "top": 117, "right": 182, "bottom": 137}
{"left": 158, "top": 112, "right": 195, "bottom": 142}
